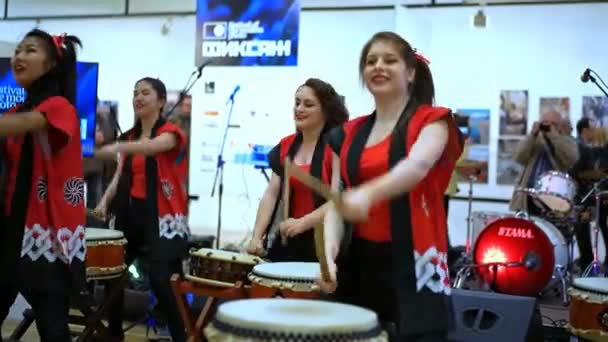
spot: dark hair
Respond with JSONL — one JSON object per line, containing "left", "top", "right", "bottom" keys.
{"left": 298, "top": 78, "right": 349, "bottom": 130}
{"left": 577, "top": 117, "right": 591, "bottom": 135}
{"left": 359, "top": 31, "right": 434, "bottom": 105}
{"left": 135, "top": 77, "right": 167, "bottom": 104}
{"left": 22, "top": 29, "right": 82, "bottom": 106}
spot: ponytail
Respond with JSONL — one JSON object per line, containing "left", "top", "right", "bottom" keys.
{"left": 411, "top": 57, "right": 435, "bottom": 106}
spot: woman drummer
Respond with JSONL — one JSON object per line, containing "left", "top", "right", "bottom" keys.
{"left": 318, "top": 31, "right": 463, "bottom": 341}
{"left": 94, "top": 77, "right": 188, "bottom": 342}
{"left": 246, "top": 78, "right": 348, "bottom": 262}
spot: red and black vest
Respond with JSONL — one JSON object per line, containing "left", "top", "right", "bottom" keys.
{"left": 327, "top": 101, "right": 464, "bottom": 335}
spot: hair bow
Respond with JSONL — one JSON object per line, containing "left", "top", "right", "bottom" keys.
{"left": 51, "top": 33, "right": 67, "bottom": 57}
{"left": 413, "top": 49, "right": 430, "bottom": 65}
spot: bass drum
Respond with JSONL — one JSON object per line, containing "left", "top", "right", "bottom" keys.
{"left": 473, "top": 216, "right": 568, "bottom": 297}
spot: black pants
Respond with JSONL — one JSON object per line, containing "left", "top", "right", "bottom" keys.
{"left": 106, "top": 257, "right": 185, "bottom": 342}
{"left": 574, "top": 205, "right": 608, "bottom": 268}
{"left": 0, "top": 283, "right": 71, "bottom": 342}
{"left": 334, "top": 239, "right": 449, "bottom": 340}
{"left": 106, "top": 198, "right": 186, "bottom": 342}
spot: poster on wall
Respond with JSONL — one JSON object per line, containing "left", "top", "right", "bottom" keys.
{"left": 0, "top": 57, "right": 99, "bottom": 156}
{"left": 195, "top": 0, "right": 300, "bottom": 66}
{"left": 499, "top": 90, "right": 528, "bottom": 136}
{"left": 455, "top": 109, "right": 490, "bottom": 184}
{"left": 540, "top": 97, "right": 570, "bottom": 122}
{"left": 496, "top": 138, "right": 524, "bottom": 185}
{"left": 582, "top": 96, "right": 608, "bottom": 128}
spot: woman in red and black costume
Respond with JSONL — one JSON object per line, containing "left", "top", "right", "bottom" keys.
{"left": 0, "top": 29, "right": 85, "bottom": 342}
{"left": 318, "top": 32, "right": 463, "bottom": 342}
{"left": 94, "top": 78, "right": 188, "bottom": 342}
{"left": 246, "top": 78, "right": 348, "bottom": 262}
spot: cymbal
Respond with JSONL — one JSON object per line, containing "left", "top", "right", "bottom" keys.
{"left": 578, "top": 169, "right": 608, "bottom": 180}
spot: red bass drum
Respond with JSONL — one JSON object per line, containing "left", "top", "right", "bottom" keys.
{"left": 473, "top": 216, "right": 568, "bottom": 297}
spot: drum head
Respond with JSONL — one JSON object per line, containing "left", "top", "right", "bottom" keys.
{"left": 86, "top": 228, "right": 123, "bottom": 240}
{"left": 190, "top": 248, "right": 263, "bottom": 265}
{"left": 573, "top": 277, "right": 608, "bottom": 294}
{"left": 215, "top": 299, "right": 379, "bottom": 334}
{"left": 252, "top": 262, "right": 319, "bottom": 281}
{"left": 473, "top": 217, "right": 555, "bottom": 296}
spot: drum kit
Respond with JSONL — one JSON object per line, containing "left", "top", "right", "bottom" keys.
{"left": 451, "top": 168, "right": 608, "bottom": 340}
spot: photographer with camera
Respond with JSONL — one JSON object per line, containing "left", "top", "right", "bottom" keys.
{"left": 509, "top": 111, "right": 578, "bottom": 215}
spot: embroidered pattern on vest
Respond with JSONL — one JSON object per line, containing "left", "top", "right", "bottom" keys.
{"left": 415, "top": 247, "right": 450, "bottom": 295}
{"left": 159, "top": 213, "right": 190, "bottom": 239}
{"left": 21, "top": 224, "right": 86, "bottom": 263}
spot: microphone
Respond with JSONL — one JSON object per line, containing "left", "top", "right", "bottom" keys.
{"left": 581, "top": 68, "right": 592, "bottom": 83}
{"left": 196, "top": 59, "right": 213, "bottom": 76}
{"left": 226, "top": 85, "right": 241, "bottom": 105}
{"left": 522, "top": 251, "right": 541, "bottom": 271}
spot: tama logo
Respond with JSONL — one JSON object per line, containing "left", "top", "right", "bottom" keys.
{"left": 498, "top": 227, "right": 534, "bottom": 239}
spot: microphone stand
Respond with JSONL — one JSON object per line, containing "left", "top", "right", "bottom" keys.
{"left": 211, "top": 90, "right": 238, "bottom": 249}
{"left": 585, "top": 70, "right": 608, "bottom": 98}
{"left": 165, "top": 64, "right": 208, "bottom": 205}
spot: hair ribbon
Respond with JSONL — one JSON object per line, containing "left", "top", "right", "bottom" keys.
{"left": 413, "top": 49, "right": 430, "bottom": 65}
{"left": 51, "top": 33, "right": 66, "bottom": 57}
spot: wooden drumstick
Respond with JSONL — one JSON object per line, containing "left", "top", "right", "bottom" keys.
{"left": 314, "top": 223, "right": 331, "bottom": 283}
{"left": 285, "top": 159, "right": 334, "bottom": 283}
{"left": 282, "top": 159, "right": 291, "bottom": 246}
{"left": 284, "top": 159, "right": 344, "bottom": 211}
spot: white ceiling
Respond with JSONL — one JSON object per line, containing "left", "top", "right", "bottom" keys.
{"left": 0, "top": 0, "right": 595, "bottom": 19}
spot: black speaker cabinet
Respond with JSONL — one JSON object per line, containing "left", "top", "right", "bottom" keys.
{"left": 448, "top": 289, "right": 538, "bottom": 342}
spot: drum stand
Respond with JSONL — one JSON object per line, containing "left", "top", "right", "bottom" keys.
{"left": 453, "top": 175, "right": 477, "bottom": 289}
{"left": 581, "top": 181, "right": 605, "bottom": 277}
{"left": 170, "top": 274, "right": 248, "bottom": 342}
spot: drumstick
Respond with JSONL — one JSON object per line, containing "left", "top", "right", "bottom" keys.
{"left": 284, "top": 160, "right": 334, "bottom": 283}
{"left": 284, "top": 159, "right": 344, "bottom": 210}
{"left": 282, "top": 159, "right": 290, "bottom": 246}
{"left": 314, "top": 223, "right": 331, "bottom": 283}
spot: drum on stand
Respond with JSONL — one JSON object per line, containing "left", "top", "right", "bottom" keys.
{"left": 248, "top": 262, "right": 320, "bottom": 299}
{"left": 187, "top": 248, "right": 264, "bottom": 287}
{"left": 472, "top": 216, "right": 568, "bottom": 297}
{"left": 535, "top": 171, "right": 577, "bottom": 214}
{"left": 567, "top": 277, "right": 608, "bottom": 341}
{"left": 204, "top": 298, "right": 389, "bottom": 342}
{"left": 85, "top": 227, "right": 127, "bottom": 281}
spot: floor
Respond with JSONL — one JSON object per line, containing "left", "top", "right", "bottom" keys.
{"left": 1, "top": 295, "right": 169, "bottom": 342}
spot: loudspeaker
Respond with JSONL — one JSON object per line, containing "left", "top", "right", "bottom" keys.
{"left": 448, "top": 289, "right": 538, "bottom": 342}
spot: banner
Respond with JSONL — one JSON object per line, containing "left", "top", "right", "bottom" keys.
{"left": 0, "top": 58, "right": 99, "bottom": 156}
{"left": 195, "top": 0, "right": 300, "bottom": 66}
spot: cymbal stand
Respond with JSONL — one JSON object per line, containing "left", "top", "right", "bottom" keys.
{"left": 453, "top": 174, "right": 476, "bottom": 289}
{"left": 582, "top": 180, "right": 604, "bottom": 277}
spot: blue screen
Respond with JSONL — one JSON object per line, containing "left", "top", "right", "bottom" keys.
{"left": 0, "top": 58, "right": 99, "bottom": 157}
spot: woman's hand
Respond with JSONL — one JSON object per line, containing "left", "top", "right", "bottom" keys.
{"left": 279, "top": 218, "right": 308, "bottom": 239}
{"left": 92, "top": 201, "right": 108, "bottom": 220}
{"left": 246, "top": 237, "right": 266, "bottom": 257}
{"left": 340, "top": 186, "right": 372, "bottom": 223}
{"left": 317, "top": 237, "right": 339, "bottom": 293}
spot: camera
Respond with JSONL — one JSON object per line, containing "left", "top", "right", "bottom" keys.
{"left": 540, "top": 123, "right": 550, "bottom": 132}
